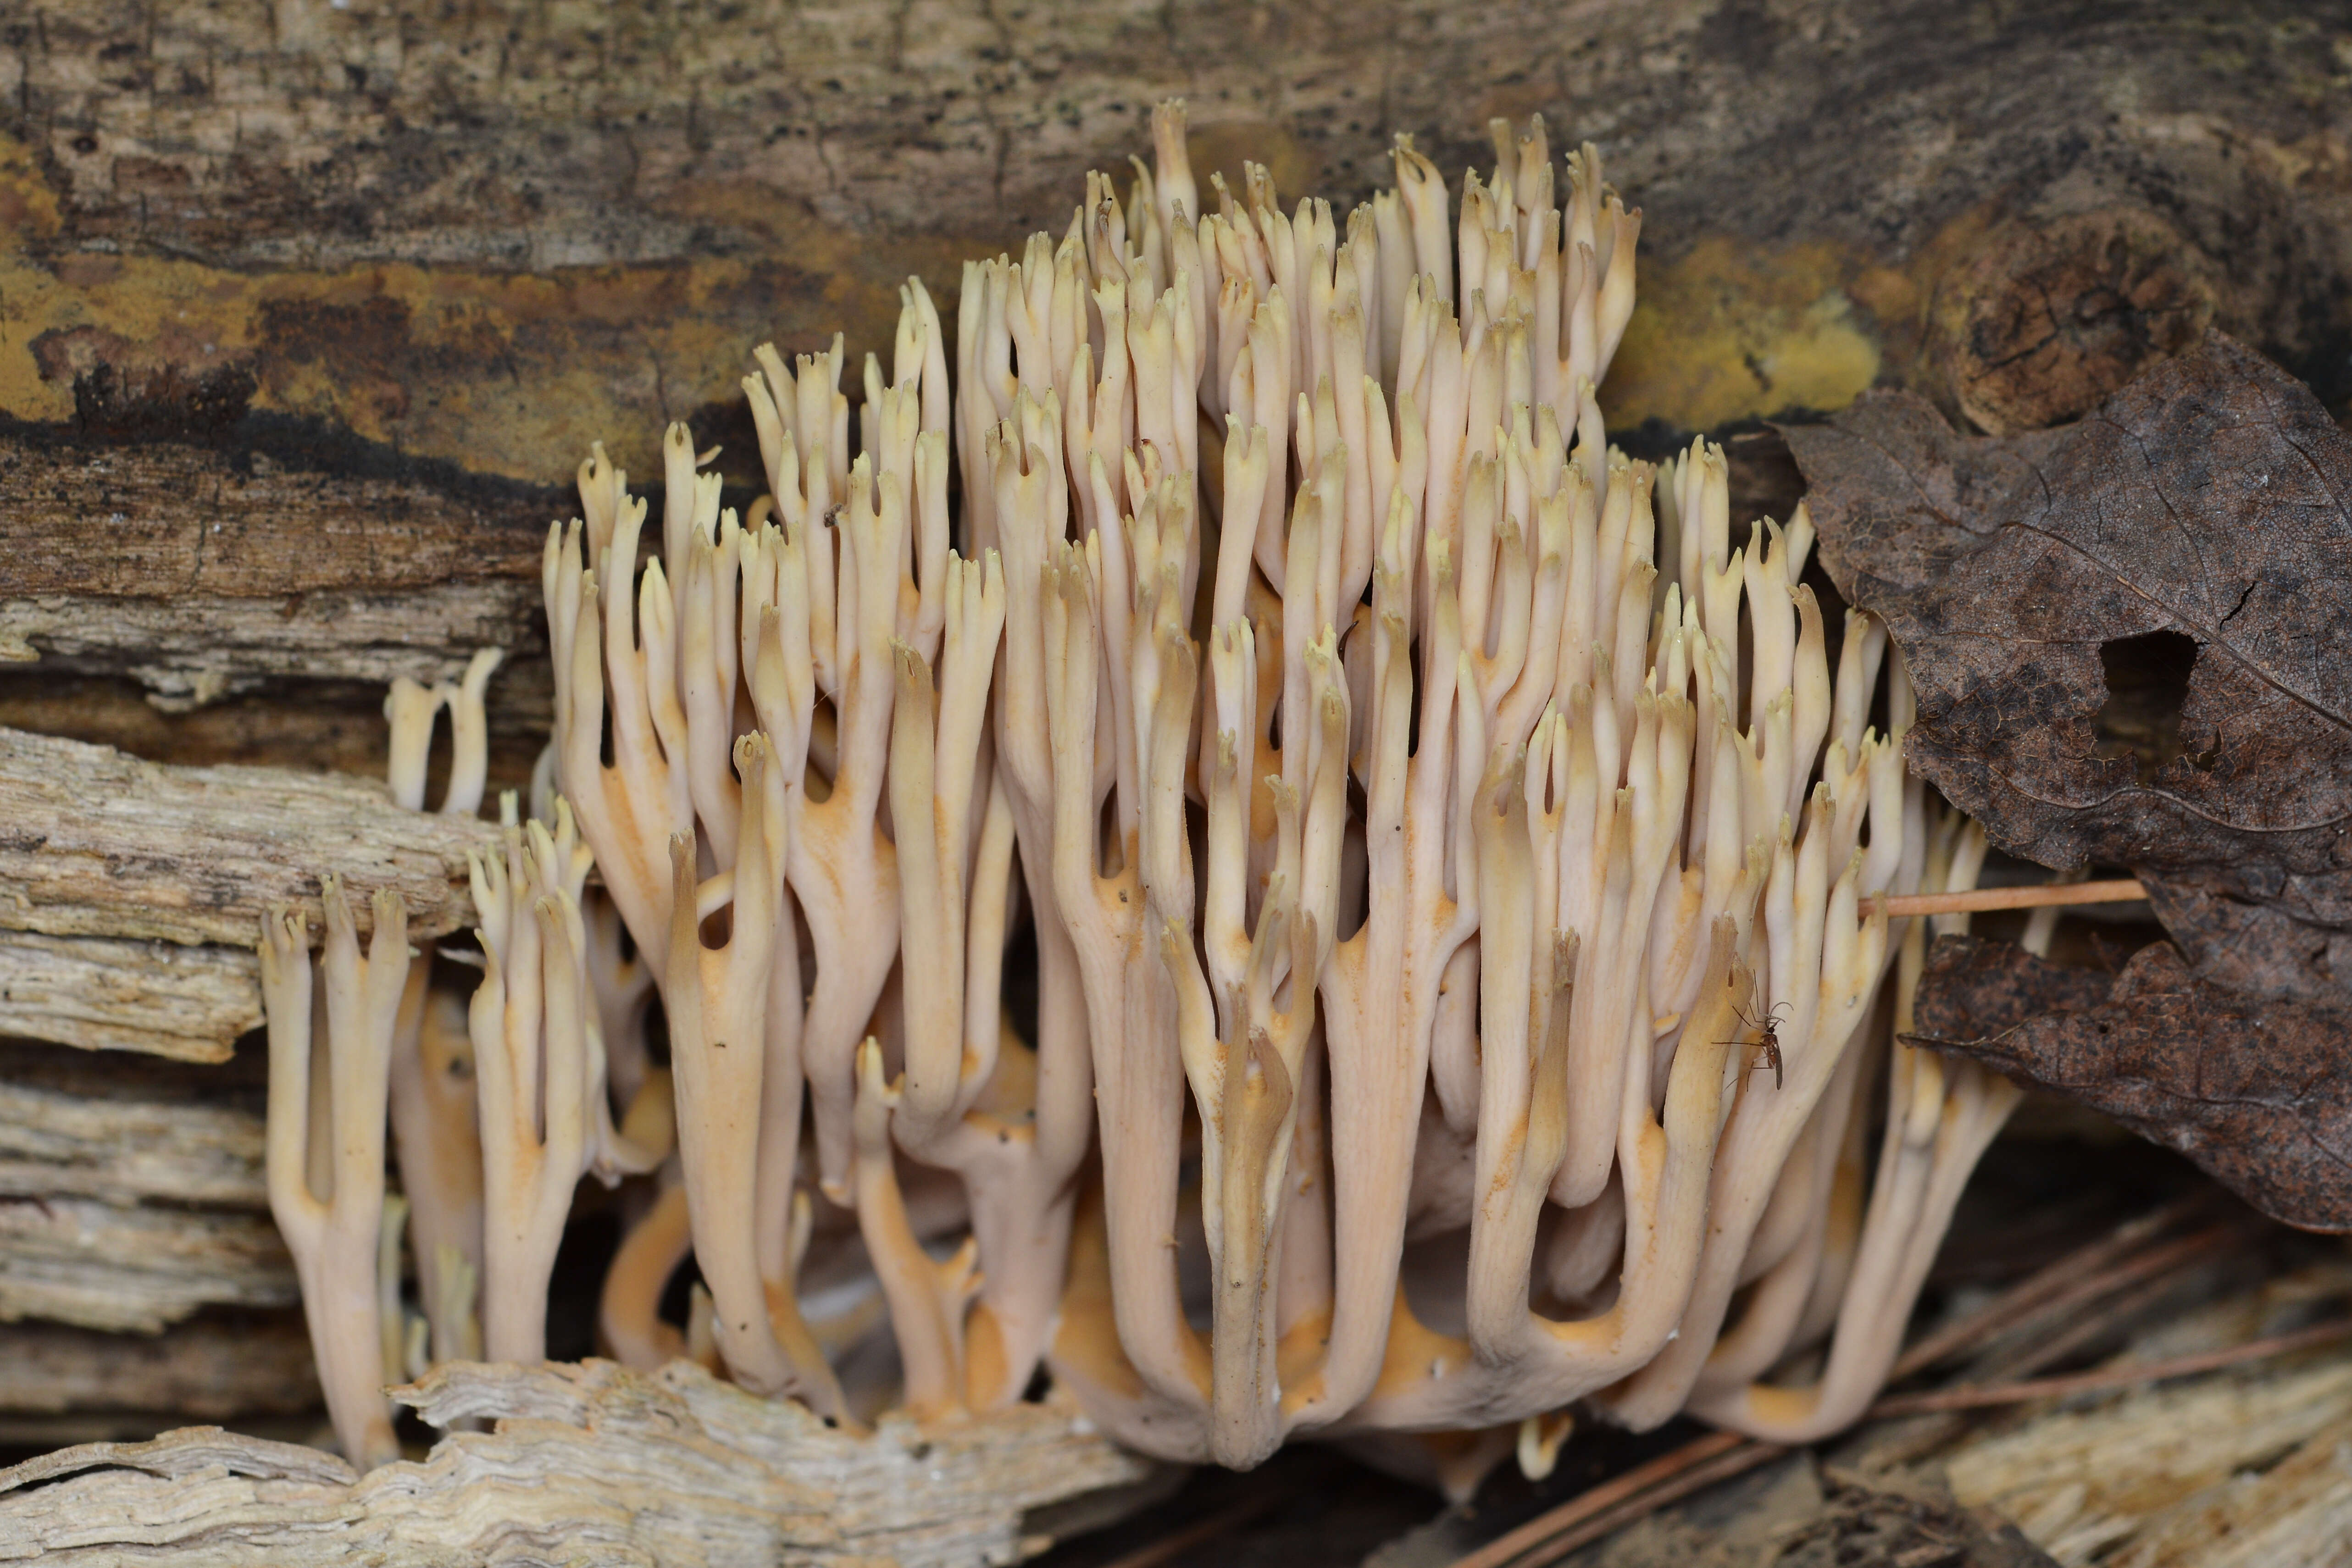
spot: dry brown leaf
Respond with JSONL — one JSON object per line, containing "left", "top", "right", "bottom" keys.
{"left": 1914, "top": 935, "right": 2352, "bottom": 1232}
{"left": 1797, "top": 332, "right": 2352, "bottom": 1228}
{"left": 1789, "top": 331, "right": 2352, "bottom": 929}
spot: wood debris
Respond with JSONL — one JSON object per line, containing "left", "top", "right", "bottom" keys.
{"left": 0, "top": 1359, "right": 1158, "bottom": 1568}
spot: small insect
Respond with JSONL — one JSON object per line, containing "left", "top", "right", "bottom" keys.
{"left": 1721, "top": 1001, "right": 1790, "bottom": 1090}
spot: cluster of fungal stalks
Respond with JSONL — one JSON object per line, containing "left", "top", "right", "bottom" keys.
{"left": 262, "top": 105, "right": 2024, "bottom": 1486}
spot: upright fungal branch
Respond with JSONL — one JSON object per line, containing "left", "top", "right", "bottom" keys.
{"left": 467, "top": 802, "right": 659, "bottom": 1363}
{"left": 491, "top": 100, "right": 2034, "bottom": 1481}
{"left": 1165, "top": 618, "right": 1350, "bottom": 1466}
{"left": 259, "top": 880, "right": 410, "bottom": 1471}
{"left": 381, "top": 651, "right": 503, "bottom": 1371}
{"left": 661, "top": 734, "right": 846, "bottom": 1416}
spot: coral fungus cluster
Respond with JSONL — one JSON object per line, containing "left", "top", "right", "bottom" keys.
{"left": 262, "top": 104, "right": 2019, "bottom": 1485}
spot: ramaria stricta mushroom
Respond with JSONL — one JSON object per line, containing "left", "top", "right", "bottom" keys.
{"left": 257, "top": 102, "right": 2024, "bottom": 1490}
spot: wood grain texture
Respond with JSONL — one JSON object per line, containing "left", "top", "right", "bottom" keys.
{"left": 0, "top": 1311, "right": 318, "bottom": 1421}
{"left": 0, "top": 429, "right": 552, "bottom": 705}
{"left": 0, "top": 1039, "right": 265, "bottom": 1208}
{"left": 0, "top": 1196, "right": 295, "bottom": 1334}
{"left": 0, "top": 0, "right": 2345, "bottom": 493}
{"left": 0, "top": 932, "right": 258, "bottom": 1061}
{"left": 0, "top": 726, "right": 499, "bottom": 946}
{"left": 0, "top": 1358, "right": 1159, "bottom": 1568}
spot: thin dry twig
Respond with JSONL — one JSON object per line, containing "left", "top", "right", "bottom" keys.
{"left": 1442, "top": 1197, "right": 2268, "bottom": 1568}
{"left": 1512, "top": 1441, "right": 1791, "bottom": 1568}
{"left": 1967, "top": 1239, "right": 2236, "bottom": 1387}
{"left": 1090, "top": 1490, "right": 1293, "bottom": 1568}
{"left": 1446, "top": 1431, "right": 1751, "bottom": 1568}
{"left": 1088, "top": 1456, "right": 1342, "bottom": 1568}
{"left": 1951, "top": 1224, "right": 2241, "bottom": 1376}
{"left": 1865, "top": 879, "right": 2146, "bottom": 918}
{"left": 1889, "top": 1195, "right": 2218, "bottom": 1380}
{"left": 1864, "top": 1318, "right": 2352, "bottom": 1418}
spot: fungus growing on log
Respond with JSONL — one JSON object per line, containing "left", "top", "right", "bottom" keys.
{"left": 258, "top": 880, "right": 409, "bottom": 1472}
{"left": 251, "top": 101, "right": 2030, "bottom": 1482}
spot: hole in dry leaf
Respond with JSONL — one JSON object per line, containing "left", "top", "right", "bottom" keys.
{"left": 2094, "top": 629, "right": 2202, "bottom": 783}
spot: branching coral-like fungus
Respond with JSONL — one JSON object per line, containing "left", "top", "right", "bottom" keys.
{"left": 260, "top": 879, "right": 410, "bottom": 1471}
{"left": 257, "top": 100, "right": 2031, "bottom": 1485}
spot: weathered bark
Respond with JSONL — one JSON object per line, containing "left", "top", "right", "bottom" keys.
{"left": 0, "top": 726, "right": 496, "bottom": 947}
{"left": 0, "top": 1310, "right": 318, "bottom": 1422}
{"left": 0, "top": 932, "right": 258, "bottom": 1061}
{"left": 0, "top": 1359, "right": 1159, "bottom": 1568}
{"left": 0, "top": 1040, "right": 264, "bottom": 1207}
{"left": 0, "top": 428, "right": 551, "bottom": 709}
{"left": 0, "top": 1195, "right": 295, "bottom": 1334}
{"left": 2, "top": 0, "right": 2346, "bottom": 492}
{"left": 0, "top": 670, "right": 552, "bottom": 797}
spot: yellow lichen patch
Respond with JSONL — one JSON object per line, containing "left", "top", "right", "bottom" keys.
{"left": 1601, "top": 236, "right": 1895, "bottom": 432}
{"left": 1183, "top": 120, "right": 1318, "bottom": 210}
{"left": 0, "top": 134, "right": 61, "bottom": 244}
{"left": 0, "top": 134, "right": 998, "bottom": 485}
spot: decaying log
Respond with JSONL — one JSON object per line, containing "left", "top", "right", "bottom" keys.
{"left": 0, "top": 1359, "right": 1159, "bottom": 1568}
{"left": 0, "top": 1029, "right": 291, "bottom": 1337}
{"left": 3, "top": 0, "right": 2346, "bottom": 502}
{"left": 0, "top": 1310, "right": 318, "bottom": 1424}
{"left": 0, "top": 1195, "right": 294, "bottom": 1335}
{"left": 0, "top": 931, "right": 257, "bottom": 1062}
{"left": 0, "top": 1040, "right": 263, "bottom": 1208}
{"left": 0, "top": 430, "right": 550, "bottom": 710}
{"left": 0, "top": 726, "right": 497, "bottom": 947}
{"left": 0, "top": 584, "right": 540, "bottom": 711}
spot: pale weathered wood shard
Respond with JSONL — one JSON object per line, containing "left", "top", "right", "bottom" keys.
{"left": 1942, "top": 1357, "right": 2352, "bottom": 1565}
{"left": 0, "top": 726, "right": 501, "bottom": 946}
{"left": 0, "top": 1359, "right": 1161, "bottom": 1568}
{"left": 0, "top": 1196, "right": 295, "bottom": 1334}
{"left": 0, "top": 931, "right": 258, "bottom": 1060}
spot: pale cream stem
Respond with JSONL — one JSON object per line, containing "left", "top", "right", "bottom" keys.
{"left": 1042, "top": 545, "right": 1208, "bottom": 1413}
{"left": 793, "top": 459, "right": 910, "bottom": 1200}
{"left": 384, "top": 678, "right": 444, "bottom": 813}
{"left": 388, "top": 983, "right": 483, "bottom": 1369}
{"left": 1832, "top": 611, "right": 1890, "bottom": 760}
{"left": 1696, "top": 900, "right": 2018, "bottom": 1445}
{"left": 674, "top": 533, "right": 740, "bottom": 869}
{"left": 1295, "top": 539, "right": 1477, "bottom": 1430}
{"left": 599, "top": 1174, "right": 697, "bottom": 1371}
{"left": 979, "top": 411, "right": 1100, "bottom": 1250}
{"left": 378, "top": 1191, "right": 410, "bottom": 1391}
{"left": 1601, "top": 853, "right": 1887, "bottom": 1430}
{"left": 546, "top": 485, "right": 691, "bottom": 980}
{"left": 663, "top": 739, "right": 847, "bottom": 1418}
{"left": 1744, "top": 519, "right": 1797, "bottom": 790}
{"left": 1691, "top": 1034, "right": 1871, "bottom": 1398}
{"left": 1594, "top": 197, "right": 1641, "bottom": 380}
{"left": 438, "top": 647, "right": 504, "bottom": 817}
{"left": 891, "top": 551, "right": 1006, "bottom": 1139}
{"left": 260, "top": 881, "right": 406, "bottom": 1470}
{"left": 467, "top": 811, "right": 600, "bottom": 1364}
{"left": 1355, "top": 922, "right": 1747, "bottom": 1430}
